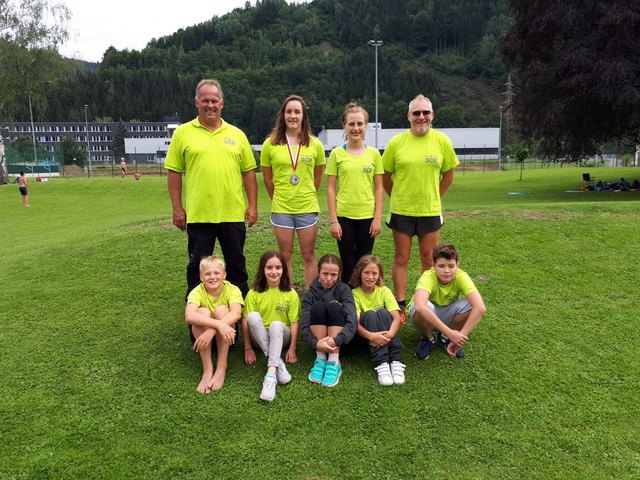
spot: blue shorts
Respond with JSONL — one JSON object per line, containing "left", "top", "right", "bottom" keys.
{"left": 410, "top": 298, "right": 471, "bottom": 327}
{"left": 19, "top": 187, "right": 28, "bottom": 196}
{"left": 271, "top": 213, "right": 318, "bottom": 230}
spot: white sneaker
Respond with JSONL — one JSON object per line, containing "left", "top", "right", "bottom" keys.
{"left": 374, "top": 362, "right": 393, "bottom": 386}
{"left": 260, "top": 373, "right": 277, "bottom": 401}
{"left": 276, "top": 359, "right": 292, "bottom": 385}
{"left": 390, "top": 361, "right": 406, "bottom": 385}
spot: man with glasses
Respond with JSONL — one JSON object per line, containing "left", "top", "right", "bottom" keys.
{"left": 381, "top": 95, "right": 459, "bottom": 333}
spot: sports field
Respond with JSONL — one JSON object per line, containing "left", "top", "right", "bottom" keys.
{"left": 1, "top": 166, "right": 638, "bottom": 479}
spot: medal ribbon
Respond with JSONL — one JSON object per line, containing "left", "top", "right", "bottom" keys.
{"left": 285, "top": 135, "right": 301, "bottom": 171}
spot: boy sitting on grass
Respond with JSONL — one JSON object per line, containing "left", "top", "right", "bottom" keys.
{"left": 185, "top": 255, "right": 243, "bottom": 394}
{"left": 410, "top": 243, "right": 486, "bottom": 360}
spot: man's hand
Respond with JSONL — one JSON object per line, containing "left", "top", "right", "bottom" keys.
{"left": 245, "top": 206, "right": 258, "bottom": 227}
{"left": 172, "top": 207, "right": 187, "bottom": 231}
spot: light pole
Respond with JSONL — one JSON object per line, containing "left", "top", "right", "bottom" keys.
{"left": 28, "top": 92, "right": 39, "bottom": 174}
{"left": 368, "top": 40, "right": 383, "bottom": 149}
{"left": 498, "top": 106, "right": 503, "bottom": 171}
{"left": 83, "top": 104, "right": 92, "bottom": 177}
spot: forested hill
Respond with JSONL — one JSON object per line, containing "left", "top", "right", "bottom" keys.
{"left": 45, "top": 0, "right": 511, "bottom": 143}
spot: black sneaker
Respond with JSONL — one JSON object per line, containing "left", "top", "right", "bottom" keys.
{"left": 415, "top": 336, "right": 435, "bottom": 360}
{"left": 436, "top": 332, "right": 465, "bottom": 358}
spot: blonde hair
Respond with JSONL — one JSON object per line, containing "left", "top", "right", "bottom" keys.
{"left": 349, "top": 255, "right": 385, "bottom": 288}
{"left": 341, "top": 102, "right": 369, "bottom": 125}
{"left": 199, "top": 255, "right": 226, "bottom": 272}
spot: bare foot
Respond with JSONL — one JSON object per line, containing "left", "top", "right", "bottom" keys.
{"left": 196, "top": 372, "right": 213, "bottom": 394}
{"left": 207, "top": 368, "right": 227, "bottom": 391}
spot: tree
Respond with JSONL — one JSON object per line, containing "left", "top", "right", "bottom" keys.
{"left": 59, "top": 135, "right": 86, "bottom": 166}
{"left": 502, "top": 1, "right": 640, "bottom": 161}
{"left": 6, "top": 135, "right": 46, "bottom": 163}
{"left": 515, "top": 147, "right": 528, "bottom": 181}
{"left": 112, "top": 121, "right": 129, "bottom": 161}
{"left": 0, "top": 0, "right": 70, "bottom": 115}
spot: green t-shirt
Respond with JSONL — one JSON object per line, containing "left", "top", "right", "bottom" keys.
{"left": 260, "top": 136, "right": 326, "bottom": 214}
{"left": 381, "top": 129, "right": 459, "bottom": 217}
{"left": 411, "top": 268, "right": 477, "bottom": 307}
{"left": 326, "top": 145, "right": 383, "bottom": 219}
{"left": 187, "top": 280, "right": 244, "bottom": 311}
{"left": 243, "top": 287, "right": 300, "bottom": 328}
{"left": 352, "top": 285, "right": 399, "bottom": 317}
{"left": 187, "top": 280, "right": 244, "bottom": 313}
{"left": 164, "top": 118, "right": 256, "bottom": 223}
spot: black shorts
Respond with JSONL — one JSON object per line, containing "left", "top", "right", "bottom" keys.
{"left": 386, "top": 213, "right": 442, "bottom": 236}
{"left": 19, "top": 187, "right": 27, "bottom": 196}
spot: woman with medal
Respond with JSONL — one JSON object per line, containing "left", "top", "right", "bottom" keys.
{"left": 326, "top": 103, "right": 384, "bottom": 284}
{"left": 261, "top": 95, "right": 326, "bottom": 288}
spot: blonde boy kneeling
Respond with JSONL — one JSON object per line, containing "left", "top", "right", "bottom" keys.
{"left": 410, "top": 244, "right": 486, "bottom": 360}
{"left": 185, "top": 256, "right": 243, "bottom": 394}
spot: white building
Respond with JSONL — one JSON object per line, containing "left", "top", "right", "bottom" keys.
{"left": 318, "top": 126, "right": 500, "bottom": 160}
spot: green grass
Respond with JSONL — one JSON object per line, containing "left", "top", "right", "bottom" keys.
{"left": 1, "top": 167, "right": 639, "bottom": 479}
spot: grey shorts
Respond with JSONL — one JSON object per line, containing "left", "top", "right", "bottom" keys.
{"left": 386, "top": 213, "right": 442, "bottom": 236}
{"left": 271, "top": 213, "right": 319, "bottom": 230}
{"left": 410, "top": 298, "right": 471, "bottom": 327}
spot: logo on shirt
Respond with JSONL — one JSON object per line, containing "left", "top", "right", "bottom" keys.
{"left": 275, "top": 303, "right": 287, "bottom": 312}
{"left": 424, "top": 155, "right": 438, "bottom": 163}
{"left": 301, "top": 155, "right": 314, "bottom": 163}
{"left": 224, "top": 138, "right": 236, "bottom": 145}
{"left": 362, "top": 164, "right": 373, "bottom": 173}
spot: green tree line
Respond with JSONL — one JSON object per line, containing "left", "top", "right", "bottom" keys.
{"left": 5, "top": 0, "right": 510, "bottom": 143}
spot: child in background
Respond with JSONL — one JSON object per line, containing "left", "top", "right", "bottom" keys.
{"left": 300, "top": 254, "right": 356, "bottom": 388}
{"left": 185, "top": 256, "right": 243, "bottom": 394}
{"left": 410, "top": 244, "right": 486, "bottom": 360}
{"left": 242, "top": 252, "right": 300, "bottom": 402}
{"left": 18, "top": 171, "right": 30, "bottom": 207}
{"left": 350, "top": 255, "right": 405, "bottom": 386}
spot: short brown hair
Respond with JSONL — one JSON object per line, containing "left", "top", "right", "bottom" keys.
{"left": 432, "top": 243, "right": 459, "bottom": 263}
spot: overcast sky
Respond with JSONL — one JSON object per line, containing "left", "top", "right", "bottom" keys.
{"left": 58, "top": 0, "right": 305, "bottom": 63}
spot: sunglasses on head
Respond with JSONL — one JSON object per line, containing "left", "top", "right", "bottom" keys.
{"left": 411, "top": 110, "right": 432, "bottom": 116}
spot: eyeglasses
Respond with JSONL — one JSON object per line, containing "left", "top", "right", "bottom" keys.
{"left": 411, "top": 110, "right": 432, "bottom": 117}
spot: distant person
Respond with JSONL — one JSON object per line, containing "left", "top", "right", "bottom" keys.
{"left": 261, "top": 94, "right": 326, "bottom": 288}
{"left": 619, "top": 178, "right": 630, "bottom": 191}
{"left": 632, "top": 179, "right": 640, "bottom": 189}
{"left": 185, "top": 256, "right": 243, "bottom": 394}
{"left": 382, "top": 95, "right": 459, "bottom": 319}
{"left": 327, "top": 103, "right": 383, "bottom": 283}
{"left": 409, "top": 244, "right": 486, "bottom": 360}
{"left": 134, "top": 171, "right": 141, "bottom": 181}
{"left": 300, "top": 254, "right": 357, "bottom": 388}
{"left": 165, "top": 79, "right": 258, "bottom": 298}
{"left": 18, "top": 171, "right": 30, "bottom": 207}
{"left": 120, "top": 158, "right": 126, "bottom": 181}
{"left": 350, "top": 255, "right": 405, "bottom": 386}
{"left": 242, "top": 251, "right": 300, "bottom": 402}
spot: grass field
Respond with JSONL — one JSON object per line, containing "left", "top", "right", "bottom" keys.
{"left": 1, "top": 167, "right": 639, "bottom": 479}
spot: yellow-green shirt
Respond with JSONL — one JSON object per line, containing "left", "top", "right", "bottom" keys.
{"left": 187, "top": 281, "right": 244, "bottom": 311}
{"left": 260, "top": 137, "right": 325, "bottom": 214}
{"left": 243, "top": 287, "right": 300, "bottom": 328}
{"left": 352, "top": 285, "right": 399, "bottom": 317}
{"left": 411, "top": 268, "right": 477, "bottom": 307}
{"left": 326, "top": 145, "right": 383, "bottom": 219}
{"left": 382, "top": 129, "right": 458, "bottom": 216}
{"left": 164, "top": 118, "right": 256, "bottom": 223}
